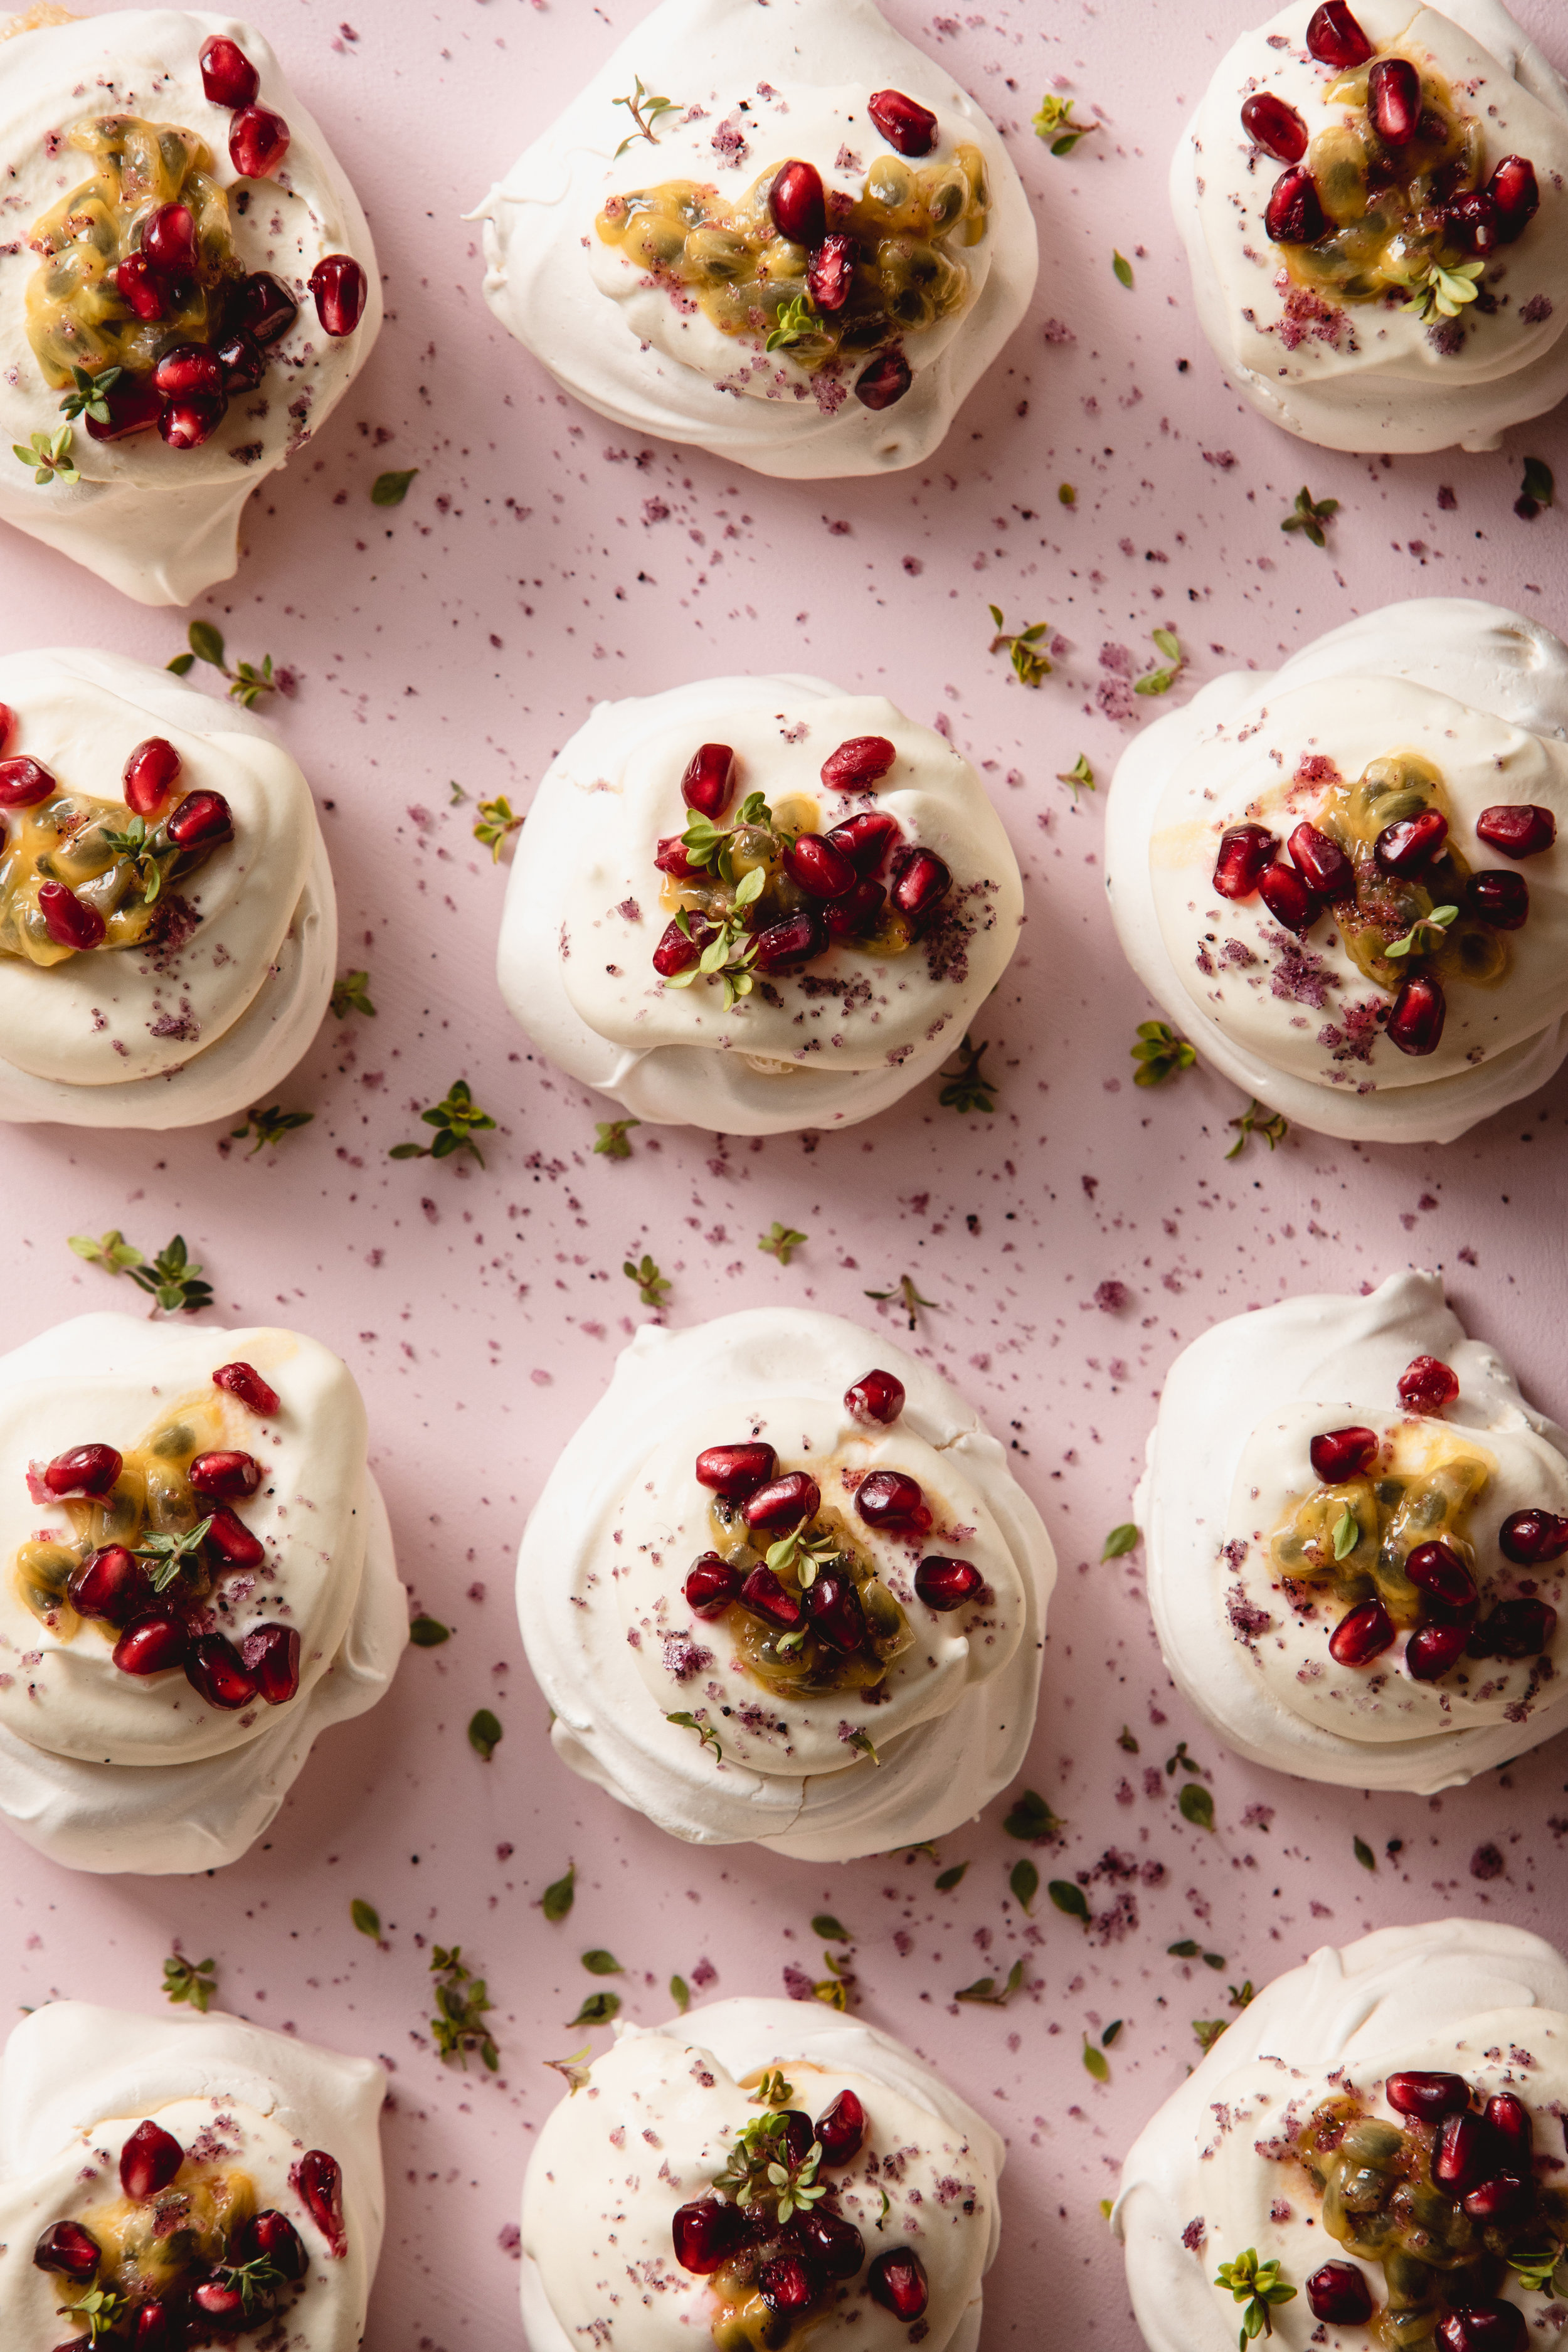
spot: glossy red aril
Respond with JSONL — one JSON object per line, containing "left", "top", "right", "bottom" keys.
{"left": 120, "top": 2119, "right": 184, "bottom": 2199}
{"left": 1500, "top": 1508, "right": 1568, "bottom": 1565}
{"left": 123, "top": 736, "right": 181, "bottom": 816}
{"left": 213, "top": 1360, "right": 280, "bottom": 1417}
{"left": 868, "top": 2247, "right": 929, "bottom": 2321}
{"left": 1484, "top": 2092, "right": 1532, "bottom": 2160}
{"left": 1306, "top": 1, "right": 1373, "bottom": 66}
{"left": 814, "top": 2086, "right": 866, "bottom": 2164}
{"left": 200, "top": 32, "right": 260, "bottom": 105}
{"left": 1387, "top": 2070, "right": 1471, "bottom": 2119}
{"left": 186, "top": 1633, "right": 258, "bottom": 1710}
{"left": 68, "top": 1546, "right": 146, "bottom": 1621}
{"left": 679, "top": 742, "right": 735, "bottom": 818}
{"left": 774, "top": 2110, "right": 815, "bottom": 2166}
{"left": 856, "top": 1469, "right": 932, "bottom": 1534}
{"left": 33, "top": 2219, "right": 100, "bottom": 2278}
{"left": 1466, "top": 869, "right": 1527, "bottom": 929}
{"left": 654, "top": 835, "right": 701, "bottom": 879}
{"left": 1368, "top": 56, "right": 1422, "bottom": 143}
{"left": 1489, "top": 156, "right": 1540, "bottom": 243}
{"left": 822, "top": 736, "right": 896, "bottom": 793}
{"left": 1475, "top": 803, "right": 1555, "bottom": 858}
{"left": 166, "top": 790, "right": 232, "bottom": 845}
{"left": 685, "top": 1553, "right": 740, "bottom": 1618}
{"left": 769, "top": 160, "right": 826, "bottom": 248}
{"left": 112, "top": 1610, "right": 188, "bottom": 1676}
{"left": 205, "top": 1503, "right": 265, "bottom": 1569}
{"left": 785, "top": 833, "right": 857, "bottom": 900}
{"left": 803, "top": 1570, "right": 866, "bottom": 1652}
{"left": 1434, "top": 2108, "right": 1491, "bottom": 2192}
{"left": 1446, "top": 189, "right": 1500, "bottom": 257}
{"left": 759, "top": 2250, "right": 818, "bottom": 2314}
{"left": 38, "top": 881, "right": 105, "bottom": 951}
{"left": 1399, "top": 1356, "right": 1459, "bottom": 1414}
{"left": 142, "top": 202, "right": 196, "bottom": 277}
{"left": 134, "top": 2307, "right": 173, "bottom": 2346}
{"left": 869, "top": 89, "right": 938, "bottom": 156}
{"left": 1407, "top": 1618, "right": 1471, "bottom": 1681}
{"left": 1213, "top": 823, "right": 1276, "bottom": 899}
{"left": 1258, "top": 860, "right": 1318, "bottom": 933}
{"left": 241, "top": 1623, "right": 300, "bottom": 1705}
{"left": 1406, "top": 1540, "right": 1477, "bottom": 1610}
{"left": 1288, "top": 822, "right": 1353, "bottom": 898}
{"left": 1387, "top": 973, "right": 1445, "bottom": 1057}
{"left": 916, "top": 1555, "right": 984, "bottom": 1611}
{"left": 751, "top": 908, "right": 827, "bottom": 972}
{"left": 1306, "top": 2262, "right": 1373, "bottom": 2325}
{"left": 194, "top": 2279, "right": 247, "bottom": 2323}
{"left": 1310, "top": 1426, "right": 1377, "bottom": 1481}
{"left": 1436, "top": 2307, "right": 1528, "bottom": 2352}
{"left": 43, "top": 1443, "right": 122, "bottom": 1497}
{"left": 310, "top": 253, "right": 367, "bottom": 336}
{"left": 295, "top": 2150, "right": 346, "bottom": 2256}
{"left": 808, "top": 234, "right": 857, "bottom": 313}
{"left": 825, "top": 877, "right": 885, "bottom": 938}
{"left": 189, "top": 1449, "right": 262, "bottom": 1500}
{"left": 891, "top": 846, "right": 951, "bottom": 918}
{"left": 1463, "top": 2171, "right": 1530, "bottom": 2223}
{"left": 159, "top": 393, "right": 227, "bottom": 450}
{"left": 230, "top": 102, "right": 290, "bottom": 179}
{"left": 652, "top": 916, "right": 707, "bottom": 977}
{"left": 0, "top": 756, "right": 56, "bottom": 807}
{"left": 672, "top": 2195, "right": 748, "bottom": 2273}
{"left": 115, "top": 250, "right": 168, "bottom": 319}
{"left": 1375, "top": 808, "right": 1448, "bottom": 874}
{"left": 738, "top": 1564, "right": 803, "bottom": 1630}
{"left": 235, "top": 271, "right": 298, "bottom": 346}
{"left": 825, "top": 810, "right": 901, "bottom": 874}
{"left": 696, "top": 1442, "right": 776, "bottom": 1497}
{"left": 1474, "top": 1597, "right": 1557, "bottom": 1658}
{"left": 85, "top": 379, "right": 163, "bottom": 440}
{"left": 797, "top": 2205, "right": 865, "bottom": 2279}
{"left": 743, "top": 1471, "right": 820, "bottom": 1532}
{"left": 1328, "top": 1598, "right": 1395, "bottom": 1666}
{"left": 845, "top": 1369, "right": 904, "bottom": 1424}
{"left": 854, "top": 349, "right": 912, "bottom": 409}
{"left": 239, "top": 2208, "right": 309, "bottom": 2278}
{"left": 154, "top": 344, "right": 223, "bottom": 403}
{"left": 1241, "top": 93, "right": 1308, "bottom": 163}
{"left": 1265, "top": 165, "right": 1326, "bottom": 245}
{"left": 217, "top": 327, "right": 265, "bottom": 392}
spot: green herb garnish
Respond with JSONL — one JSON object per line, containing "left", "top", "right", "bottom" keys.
{"left": 1404, "top": 255, "right": 1484, "bottom": 322}
{"left": 431, "top": 1944, "right": 499, "bottom": 2071}
{"left": 955, "top": 1957, "right": 1026, "bottom": 2005}
{"left": 351, "top": 1899, "right": 381, "bottom": 1939}
{"left": 126, "top": 1235, "right": 213, "bottom": 1315}
{"left": 371, "top": 467, "right": 418, "bottom": 506}
{"left": 1281, "top": 485, "right": 1340, "bottom": 550}
{"left": 228, "top": 1104, "right": 313, "bottom": 1156}
{"left": 1131, "top": 1020, "right": 1195, "bottom": 1086}
{"left": 542, "top": 1866, "right": 575, "bottom": 1922}
{"left": 14, "top": 424, "right": 78, "bottom": 486}
{"left": 1032, "top": 93, "right": 1098, "bottom": 155}
{"left": 667, "top": 1708, "right": 722, "bottom": 1759}
{"left": 132, "top": 1517, "right": 216, "bottom": 1592}
{"left": 1004, "top": 1788, "right": 1062, "bottom": 1843}
{"left": 1213, "top": 2249, "right": 1296, "bottom": 2348}
{"left": 938, "top": 1032, "right": 999, "bottom": 1114}
{"left": 474, "top": 796, "right": 524, "bottom": 861}
{"left": 613, "top": 74, "right": 681, "bottom": 156}
{"left": 988, "top": 604, "right": 1051, "bottom": 686}
{"left": 863, "top": 1273, "right": 937, "bottom": 1331}
{"left": 58, "top": 363, "right": 122, "bottom": 423}
{"left": 1102, "top": 1523, "right": 1141, "bottom": 1560}
{"left": 1057, "top": 752, "right": 1096, "bottom": 798}
{"left": 568, "top": 1989, "right": 621, "bottom": 2028}
{"left": 409, "top": 1614, "right": 450, "bottom": 1646}
{"left": 1332, "top": 1504, "right": 1360, "bottom": 1560}
{"left": 1113, "top": 250, "right": 1134, "bottom": 289}
{"left": 162, "top": 1950, "right": 216, "bottom": 2011}
{"left": 469, "top": 1708, "right": 502, "bottom": 1760}
{"left": 595, "top": 1118, "right": 640, "bottom": 1160}
{"left": 1385, "top": 904, "right": 1458, "bottom": 960}
{"left": 331, "top": 969, "right": 376, "bottom": 1019}
{"left": 758, "top": 1221, "right": 807, "bottom": 1264}
{"left": 1226, "top": 1098, "right": 1288, "bottom": 1160}
{"left": 167, "top": 622, "right": 277, "bottom": 707}
{"left": 766, "top": 290, "right": 820, "bottom": 353}
{"left": 1133, "top": 627, "right": 1184, "bottom": 697}
{"left": 390, "top": 1079, "right": 497, "bottom": 1167}
{"left": 623, "top": 1252, "right": 671, "bottom": 1308}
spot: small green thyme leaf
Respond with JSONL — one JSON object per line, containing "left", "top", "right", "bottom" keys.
{"left": 1083, "top": 2037, "right": 1110, "bottom": 2082}
{"left": 955, "top": 1957, "right": 1026, "bottom": 2006}
{"left": 1131, "top": 1019, "right": 1196, "bottom": 1087}
{"left": 1113, "top": 250, "right": 1133, "bottom": 289}
{"left": 624, "top": 1253, "right": 671, "bottom": 1309}
{"left": 70, "top": 1229, "right": 144, "bottom": 1277}
{"left": 759, "top": 1221, "right": 807, "bottom": 1264}
{"left": 1332, "top": 1504, "right": 1360, "bottom": 1561}
{"left": 1048, "top": 1880, "right": 1090, "bottom": 1927}
{"left": 567, "top": 1989, "right": 622, "bottom": 2028}
{"left": 1009, "top": 1859, "right": 1039, "bottom": 1914}
{"left": 474, "top": 795, "right": 524, "bottom": 861}
{"left": 409, "top": 1614, "right": 450, "bottom": 1647}
{"left": 1213, "top": 2247, "right": 1296, "bottom": 2348}
{"left": 581, "top": 1949, "right": 622, "bottom": 1976}
{"left": 162, "top": 1951, "right": 216, "bottom": 2012}
{"left": 391, "top": 1079, "right": 497, "bottom": 1167}
{"left": 667, "top": 1709, "right": 723, "bottom": 1760}
{"left": 937, "top": 1032, "right": 999, "bottom": 1114}
{"left": 542, "top": 1867, "right": 576, "bottom": 1922}
{"left": 1180, "top": 1782, "right": 1216, "bottom": 1832}
{"left": 430, "top": 1944, "right": 499, "bottom": 2072}
{"left": 544, "top": 2047, "right": 593, "bottom": 2093}
{"left": 351, "top": 1899, "right": 381, "bottom": 1939}
{"left": 765, "top": 290, "right": 820, "bottom": 354}
{"left": 1004, "top": 1789, "right": 1063, "bottom": 1843}
{"left": 1385, "top": 903, "right": 1458, "bottom": 960}
{"left": 228, "top": 1104, "right": 313, "bottom": 1157}
{"left": 1194, "top": 2017, "right": 1229, "bottom": 2055}
{"left": 863, "top": 1273, "right": 938, "bottom": 1331}
{"left": 1032, "top": 91, "right": 1099, "bottom": 156}
{"left": 1508, "top": 2241, "right": 1565, "bottom": 2296}
{"left": 124, "top": 1235, "right": 213, "bottom": 1316}
{"left": 1354, "top": 1835, "right": 1376, "bottom": 1872}
{"left": 13, "top": 422, "right": 78, "bottom": 485}
{"left": 595, "top": 1118, "right": 640, "bottom": 1160}
{"left": 847, "top": 1728, "right": 879, "bottom": 1766}
{"left": 1057, "top": 752, "right": 1096, "bottom": 798}
{"left": 1168, "top": 1939, "right": 1201, "bottom": 1958}
{"left": 1518, "top": 455, "right": 1555, "bottom": 517}
{"left": 1281, "top": 485, "right": 1340, "bottom": 551}
{"left": 1058, "top": 482, "right": 1076, "bottom": 506}
{"left": 988, "top": 604, "right": 1052, "bottom": 686}
{"left": 1102, "top": 1522, "right": 1141, "bottom": 1560}
{"left": 1103, "top": 2019, "right": 1123, "bottom": 2047}
{"left": 812, "top": 1914, "right": 851, "bottom": 1943}
{"left": 331, "top": 970, "right": 376, "bottom": 1019}
{"left": 188, "top": 620, "right": 226, "bottom": 669}
{"left": 58, "top": 361, "right": 123, "bottom": 423}
{"left": 371, "top": 467, "right": 418, "bottom": 506}
{"left": 935, "top": 1862, "right": 969, "bottom": 1891}
{"left": 1226, "top": 1098, "right": 1289, "bottom": 1160}
{"left": 1118, "top": 1725, "right": 1140, "bottom": 1753}
{"left": 670, "top": 1974, "right": 691, "bottom": 2013}
{"left": 468, "top": 1708, "right": 502, "bottom": 1761}
{"left": 1133, "top": 627, "right": 1185, "bottom": 696}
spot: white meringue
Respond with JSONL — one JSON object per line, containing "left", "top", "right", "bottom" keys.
{"left": 0, "top": 1312, "right": 408, "bottom": 1873}
{"left": 1137, "top": 1268, "right": 1568, "bottom": 1794}
{"left": 516, "top": 1309, "right": 1053, "bottom": 1862}
{"left": 1104, "top": 598, "right": 1568, "bottom": 1145}
{"left": 1116, "top": 1919, "right": 1568, "bottom": 2352}
{"left": 496, "top": 674, "right": 1023, "bottom": 1136}
{"left": 521, "top": 1996, "right": 1001, "bottom": 2352}
{"left": 1173, "top": 0, "right": 1568, "bottom": 453}
{"left": 0, "top": 8, "right": 381, "bottom": 604}
{"left": 0, "top": 2000, "right": 384, "bottom": 2350}
{"left": 470, "top": 0, "right": 1037, "bottom": 478}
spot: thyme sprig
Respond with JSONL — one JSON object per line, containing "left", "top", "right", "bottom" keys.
{"left": 100, "top": 814, "right": 172, "bottom": 906}
{"left": 864, "top": 1273, "right": 936, "bottom": 1330}
{"left": 613, "top": 75, "right": 681, "bottom": 156}
{"left": 765, "top": 1523, "right": 843, "bottom": 1588}
{"left": 59, "top": 2284, "right": 127, "bottom": 2344}
{"left": 1385, "top": 903, "right": 1457, "bottom": 960}
{"left": 988, "top": 605, "right": 1051, "bottom": 686}
{"left": 475, "top": 796, "right": 524, "bottom": 860}
{"left": 937, "top": 1033, "right": 998, "bottom": 1113}
{"left": 1133, "top": 627, "right": 1184, "bottom": 697}
{"left": 766, "top": 292, "right": 820, "bottom": 353}
{"left": 430, "top": 1944, "right": 499, "bottom": 2072}
{"left": 127, "top": 1236, "right": 213, "bottom": 1315}
{"left": 1509, "top": 2240, "right": 1565, "bottom": 2296}
{"left": 213, "top": 2254, "right": 285, "bottom": 2321}
{"left": 758, "top": 1221, "right": 807, "bottom": 1264}
{"left": 1226, "top": 1098, "right": 1288, "bottom": 1160}
{"left": 1281, "top": 485, "right": 1340, "bottom": 551}
{"left": 133, "top": 1518, "right": 216, "bottom": 1593}
{"left": 1404, "top": 255, "right": 1484, "bottom": 321}
{"left": 167, "top": 622, "right": 277, "bottom": 708}
{"left": 1032, "top": 93, "right": 1098, "bottom": 155}
{"left": 1212, "top": 2249, "right": 1296, "bottom": 2348}
{"left": 667, "top": 1708, "right": 722, "bottom": 1759}
{"left": 665, "top": 869, "right": 765, "bottom": 1009}
{"left": 390, "top": 1079, "right": 496, "bottom": 1167}
{"left": 624, "top": 1253, "right": 670, "bottom": 1308}
{"left": 228, "top": 1104, "right": 314, "bottom": 1156}
{"left": 1057, "top": 753, "right": 1096, "bottom": 799}
{"left": 162, "top": 1949, "right": 217, "bottom": 2011}
{"left": 330, "top": 970, "right": 376, "bottom": 1019}
{"left": 14, "top": 425, "right": 78, "bottom": 485}
{"left": 1131, "top": 1020, "right": 1195, "bottom": 1086}
{"left": 595, "top": 1118, "right": 640, "bottom": 1160}
{"left": 714, "top": 2112, "right": 827, "bottom": 2221}
{"left": 59, "top": 363, "right": 122, "bottom": 423}
{"left": 955, "top": 1956, "right": 1026, "bottom": 2005}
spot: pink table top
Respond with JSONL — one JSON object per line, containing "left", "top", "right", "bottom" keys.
{"left": 3, "top": 1, "right": 1567, "bottom": 2344}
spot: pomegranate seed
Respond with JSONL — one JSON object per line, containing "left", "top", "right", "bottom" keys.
{"left": 68, "top": 1547, "right": 148, "bottom": 1621}
{"left": 652, "top": 915, "right": 710, "bottom": 977}
{"left": 199, "top": 32, "right": 260, "bottom": 106}
{"left": 738, "top": 1564, "right": 803, "bottom": 1629}
{"left": 1328, "top": 1598, "right": 1394, "bottom": 1666}
{"left": 43, "top": 1443, "right": 122, "bottom": 1497}
{"left": 672, "top": 2196, "right": 748, "bottom": 2273}
{"left": 1374, "top": 808, "right": 1448, "bottom": 873}
{"left": 85, "top": 380, "right": 162, "bottom": 440}
{"left": 189, "top": 1449, "right": 262, "bottom": 1500}
{"left": 684, "top": 1553, "right": 740, "bottom": 1618}
{"left": 1399, "top": 1355, "right": 1459, "bottom": 1414}
{"left": 797, "top": 2205, "right": 864, "bottom": 2278}
{"left": 1241, "top": 93, "right": 1308, "bottom": 163}
{"left": 38, "top": 880, "right": 105, "bottom": 951}
{"left": 743, "top": 1471, "right": 820, "bottom": 1532}
{"left": 134, "top": 2308, "right": 173, "bottom": 2346}
{"left": 803, "top": 1569, "right": 866, "bottom": 1651}
{"left": 166, "top": 790, "right": 233, "bottom": 845}
{"left": 123, "top": 737, "right": 181, "bottom": 816}
{"left": 159, "top": 393, "right": 228, "bottom": 450}
{"left": 237, "top": 2208, "right": 309, "bottom": 2279}
{"left": 120, "top": 2119, "right": 184, "bottom": 2199}
{"left": 1306, "top": 1, "right": 1372, "bottom": 66}
{"left": 1387, "top": 2070, "right": 1471, "bottom": 2120}
{"left": 233, "top": 271, "right": 299, "bottom": 346}
{"left": 1466, "top": 869, "right": 1527, "bottom": 929}
{"left": 33, "top": 2220, "right": 101, "bottom": 2279}
{"left": 1288, "top": 821, "right": 1353, "bottom": 898}
{"left": 1264, "top": 165, "right": 1326, "bottom": 245}
{"left": 1437, "top": 2306, "right": 1528, "bottom": 2352}
{"left": 186, "top": 1633, "right": 258, "bottom": 1710}
{"left": 1387, "top": 973, "right": 1445, "bottom": 1056}
{"left": 1406, "top": 1540, "right": 1477, "bottom": 1610}
{"left": 808, "top": 233, "right": 857, "bottom": 313}
{"left": 115, "top": 250, "right": 168, "bottom": 320}
{"left": 654, "top": 835, "right": 702, "bottom": 879}
{"left": 294, "top": 2150, "right": 347, "bottom": 2257}
{"left": 1488, "top": 156, "right": 1540, "bottom": 243}
{"left": 213, "top": 1360, "right": 280, "bottom": 1417}
{"left": 915, "top": 1555, "right": 985, "bottom": 1611}
{"left": 814, "top": 2087, "right": 866, "bottom": 2164}
{"left": 1500, "top": 1508, "right": 1568, "bottom": 1565}
{"left": 194, "top": 2280, "right": 246, "bottom": 2323}
{"left": 891, "top": 846, "right": 951, "bottom": 919}
{"left": 216, "top": 328, "right": 266, "bottom": 392}
{"left": 825, "top": 811, "right": 901, "bottom": 874}
{"left": 751, "top": 908, "right": 827, "bottom": 972}
{"left": 1433, "top": 2108, "right": 1491, "bottom": 2192}
{"left": 845, "top": 1369, "right": 904, "bottom": 1424}
{"left": 696, "top": 1443, "right": 777, "bottom": 1497}
{"left": 1463, "top": 2171, "right": 1530, "bottom": 2223}
{"left": 786, "top": 833, "right": 857, "bottom": 900}
{"left": 1475, "top": 803, "right": 1555, "bottom": 858}
{"left": 1446, "top": 188, "right": 1500, "bottom": 257}
{"left": 855, "top": 349, "right": 913, "bottom": 409}
{"left": 1472, "top": 1597, "right": 1557, "bottom": 1658}
{"left": 1310, "top": 1427, "right": 1378, "bottom": 1481}
{"left": 205, "top": 1504, "right": 265, "bottom": 1569}
{"left": 1406, "top": 1618, "right": 1470, "bottom": 1681}
{"left": 770, "top": 161, "right": 826, "bottom": 248}
{"left": 868, "top": 2247, "right": 928, "bottom": 2321}
{"left": 760, "top": 2250, "right": 819, "bottom": 2314}
{"left": 822, "top": 736, "right": 896, "bottom": 793}
{"left": 0, "top": 756, "right": 56, "bottom": 807}
{"left": 678, "top": 743, "right": 736, "bottom": 818}
{"left": 856, "top": 1469, "right": 932, "bottom": 1534}
{"left": 773, "top": 2111, "right": 815, "bottom": 2166}
{"left": 1257, "top": 860, "right": 1318, "bottom": 933}
{"left": 1212, "top": 823, "right": 1277, "bottom": 899}
{"left": 1306, "top": 2263, "right": 1373, "bottom": 2325}
{"left": 868, "top": 89, "right": 938, "bottom": 156}
{"left": 112, "top": 1611, "right": 188, "bottom": 1676}
{"left": 142, "top": 203, "right": 196, "bottom": 277}
{"left": 1485, "top": 2092, "right": 1532, "bottom": 2159}
{"left": 310, "top": 253, "right": 367, "bottom": 337}
{"left": 1368, "top": 56, "right": 1421, "bottom": 143}
{"left": 825, "top": 877, "right": 885, "bottom": 938}
{"left": 230, "top": 103, "right": 290, "bottom": 179}
{"left": 240, "top": 1623, "right": 301, "bottom": 1705}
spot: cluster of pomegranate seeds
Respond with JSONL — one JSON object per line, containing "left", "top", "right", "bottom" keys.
{"left": 672, "top": 2086, "right": 877, "bottom": 2320}
{"left": 766, "top": 154, "right": 917, "bottom": 409}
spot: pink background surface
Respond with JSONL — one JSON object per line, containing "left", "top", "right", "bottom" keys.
{"left": 4, "top": 1, "right": 1568, "bottom": 2345}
